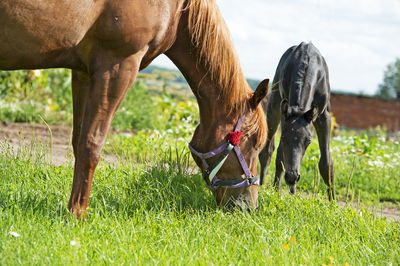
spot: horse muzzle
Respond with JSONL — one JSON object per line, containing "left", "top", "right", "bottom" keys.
{"left": 285, "top": 171, "right": 300, "bottom": 186}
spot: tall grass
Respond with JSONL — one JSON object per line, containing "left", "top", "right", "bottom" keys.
{"left": 0, "top": 138, "right": 399, "bottom": 265}
{"left": 103, "top": 127, "right": 400, "bottom": 206}
{"left": 295, "top": 131, "right": 400, "bottom": 204}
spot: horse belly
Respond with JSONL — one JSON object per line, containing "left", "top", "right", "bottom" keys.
{"left": 0, "top": 0, "right": 103, "bottom": 69}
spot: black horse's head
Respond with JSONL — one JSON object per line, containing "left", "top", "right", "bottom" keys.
{"left": 280, "top": 99, "right": 318, "bottom": 194}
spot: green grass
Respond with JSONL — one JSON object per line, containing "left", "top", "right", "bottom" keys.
{"left": 1, "top": 69, "right": 399, "bottom": 264}
{"left": 103, "top": 128, "right": 400, "bottom": 205}
{"left": 1, "top": 140, "right": 399, "bottom": 265}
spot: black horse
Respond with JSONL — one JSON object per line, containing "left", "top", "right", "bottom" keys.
{"left": 259, "top": 42, "right": 334, "bottom": 200}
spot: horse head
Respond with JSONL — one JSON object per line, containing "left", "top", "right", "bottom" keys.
{"left": 189, "top": 79, "right": 269, "bottom": 210}
{"left": 280, "top": 99, "right": 318, "bottom": 194}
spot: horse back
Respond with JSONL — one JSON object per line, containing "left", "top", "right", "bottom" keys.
{"left": 274, "top": 42, "right": 330, "bottom": 114}
{"left": 0, "top": 0, "right": 182, "bottom": 70}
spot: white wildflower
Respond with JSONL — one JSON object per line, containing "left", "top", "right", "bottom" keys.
{"left": 33, "top": 69, "right": 42, "bottom": 77}
{"left": 123, "top": 133, "right": 132, "bottom": 138}
{"left": 9, "top": 231, "right": 20, "bottom": 237}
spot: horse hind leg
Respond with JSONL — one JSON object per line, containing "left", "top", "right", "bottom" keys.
{"left": 259, "top": 134, "right": 275, "bottom": 185}
{"left": 259, "top": 90, "right": 281, "bottom": 185}
{"left": 68, "top": 51, "right": 146, "bottom": 218}
{"left": 314, "top": 110, "right": 335, "bottom": 200}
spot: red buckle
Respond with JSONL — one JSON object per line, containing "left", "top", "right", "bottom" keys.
{"left": 227, "top": 131, "right": 242, "bottom": 146}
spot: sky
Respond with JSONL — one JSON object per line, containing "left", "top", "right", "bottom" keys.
{"left": 152, "top": 0, "right": 400, "bottom": 95}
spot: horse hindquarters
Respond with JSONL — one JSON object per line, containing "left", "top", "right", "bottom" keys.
{"left": 68, "top": 49, "right": 147, "bottom": 218}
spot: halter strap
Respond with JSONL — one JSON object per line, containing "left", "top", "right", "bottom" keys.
{"left": 233, "top": 146, "right": 252, "bottom": 178}
{"left": 234, "top": 111, "right": 245, "bottom": 132}
{"left": 189, "top": 142, "right": 229, "bottom": 160}
{"left": 188, "top": 111, "right": 259, "bottom": 190}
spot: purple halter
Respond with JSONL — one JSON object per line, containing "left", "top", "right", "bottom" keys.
{"left": 188, "top": 111, "right": 259, "bottom": 190}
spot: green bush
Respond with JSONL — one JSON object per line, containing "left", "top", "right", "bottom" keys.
{"left": 0, "top": 69, "right": 199, "bottom": 132}
{"left": 0, "top": 69, "right": 72, "bottom": 124}
{"left": 112, "top": 81, "right": 162, "bottom": 130}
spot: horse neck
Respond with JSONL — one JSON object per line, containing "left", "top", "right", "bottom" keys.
{"left": 165, "top": 25, "right": 245, "bottom": 129}
{"left": 166, "top": 55, "right": 218, "bottom": 122}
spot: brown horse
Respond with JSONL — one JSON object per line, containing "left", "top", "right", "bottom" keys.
{"left": 0, "top": 0, "right": 268, "bottom": 217}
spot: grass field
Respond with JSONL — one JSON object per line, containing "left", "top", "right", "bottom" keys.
{"left": 0, "top": 70, "right": 399, "bottom": 264}
{"left": 0, "top": 131, "right": 399, "bottom": 265}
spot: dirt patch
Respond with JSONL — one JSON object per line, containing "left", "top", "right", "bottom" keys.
{"left": 299, "top": 191, "right": 399, "bottom": 222}
{"left": 0, "top": 121, "right": 117, "bottom": 166}
{"left": 337, "top": 201, "right": 400, "bottom": 222}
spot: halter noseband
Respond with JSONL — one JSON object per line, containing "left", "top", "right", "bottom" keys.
{"left": 188, "top": 110, "right": 259, "bottom": 190}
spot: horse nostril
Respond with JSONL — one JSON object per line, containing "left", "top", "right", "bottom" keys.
{"left": 296, "top": 174, "right": 301, "bottom": 182}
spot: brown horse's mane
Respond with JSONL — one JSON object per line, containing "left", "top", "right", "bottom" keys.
{"left": 187, "top": 0, "right": 266, "bottom": 147}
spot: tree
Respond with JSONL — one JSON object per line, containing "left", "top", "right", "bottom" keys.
{"left": 376, "top": 58, "right": 400, "bottom": 99}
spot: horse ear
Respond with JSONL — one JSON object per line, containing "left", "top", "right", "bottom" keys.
{"left": 281, "top": 99, "right": 289, "bottom": 118}
{"left": 304, "top": 107, "right": 318, "bottom": 123}
{"left": 250, "top": 79, "right": 269, "bottom": 109}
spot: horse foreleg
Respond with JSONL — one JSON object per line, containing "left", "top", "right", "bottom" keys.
{"left": 68, "top": 52, "right": 143, "bottom": 218}
{"left": 314, "top": 110, "right": 335, "bottom": 200}
{"left": 259, "top": 90, "right": 281, "bottom": 185}
{"left": 273, "top": 141, "right": 285, "bottom": 192}
{"left": 71, "top": 70, "right": 90, "bottom": 158}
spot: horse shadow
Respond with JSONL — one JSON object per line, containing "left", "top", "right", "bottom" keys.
{"left": 90, "top": 161, "right": 216, "bottom": 216}
{"left": 0, "top": 157, "right": 215, "bottom": 220}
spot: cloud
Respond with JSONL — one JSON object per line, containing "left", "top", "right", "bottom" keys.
{"left": 153, "top": 0, "right": 400, "bottom": 95}
{"left": 220, "top": 0, "right": 400, "bottom": 94}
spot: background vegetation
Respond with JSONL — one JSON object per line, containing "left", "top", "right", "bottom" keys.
{"left": 0, "top": 68, "right": 199, "bottom": 133}
{"left": 375, "top": 58, "right": 400, "bottom": 99}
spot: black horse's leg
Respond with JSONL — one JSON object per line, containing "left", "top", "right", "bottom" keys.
{"left": 273, "top": 139, "right": 285, "bottom": 192}
{"left": 314, "top": 110, "right": 335, "bottom": 200}
{"left": 259, "top": 90, "right": 281, "bottom": 185}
